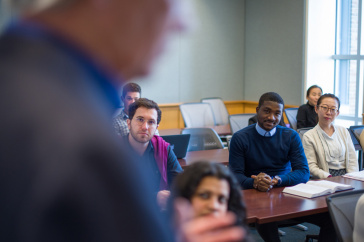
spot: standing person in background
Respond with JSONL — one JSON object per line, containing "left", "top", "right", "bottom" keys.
{"left": 296, "top": 85, "right": 322, "bottom": 129}
{"left": 113, "top": 82, "right": 141, "bottom": 136}
{"left": 302, "top": 94, "right": 358, "bottom": 178}
{"left": 0, "top": 0, "right": 245, "bottom": 241}
{"left": 113, "top": 82, "right": 159, "bottom": 136}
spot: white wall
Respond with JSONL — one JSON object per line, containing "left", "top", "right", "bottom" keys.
{"left": 244, "top": 0, "right": 305, "bottom": 105}
{"left": 132, "top": 0, "right": 246, "bottom": 104}
{"left": 1, "top": 0, "right": 310, "bottom": 106}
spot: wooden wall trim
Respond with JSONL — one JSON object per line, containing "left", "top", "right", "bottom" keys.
{"left": 158, "top": 100, "right": 299, "bottom": 130}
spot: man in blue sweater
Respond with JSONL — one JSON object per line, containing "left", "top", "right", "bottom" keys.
{"left": 229, "top": 92, "right": 310, "bottom": 190}
{"left": 229, "top": 92, "right": 336, "bottom": 242}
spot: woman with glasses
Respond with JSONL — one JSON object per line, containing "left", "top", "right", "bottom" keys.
{"left": 302, "top": 94, "right": 359, "bottom": 178}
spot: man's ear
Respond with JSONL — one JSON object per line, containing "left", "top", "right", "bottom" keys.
{"left": 314, "top": 105, "right": 318, "bottom": 114}
{"left": 127, "top": 119, "right": 131, "bottom": 130}
{"left": 256, "top": 106, "right": 259, "bottom": 114}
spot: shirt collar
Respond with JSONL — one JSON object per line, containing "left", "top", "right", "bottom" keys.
{"left": 255, "top": 123, "right": 276, "bottom": 137}
{"left": 316, "top": 124, "right": 336, "bottom": 139}
{"left": 6, "top": 20, "right": 121, "bottom": 110}
{"left": 121, "top": 109, "right": 129, "bottom": 119}
{"left": 124, "top": 135, "right": 153, "bottom": 156}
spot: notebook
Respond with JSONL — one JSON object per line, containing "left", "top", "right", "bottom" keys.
{"left": 343, "top": 171, "right": 364, "bottom": 181}
{"left": 282, "top": 180, "right": 353, "bottom": 198}
{"left": 161, "top": 134, "right": 191, "bottom": 159}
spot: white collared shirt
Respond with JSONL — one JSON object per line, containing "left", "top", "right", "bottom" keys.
{"left": 316, "top": 125, "right": 346, "bottom": 169}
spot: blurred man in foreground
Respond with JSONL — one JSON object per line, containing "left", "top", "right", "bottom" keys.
{"left": 0, "top": 0, "right": 245, "bottom": 241}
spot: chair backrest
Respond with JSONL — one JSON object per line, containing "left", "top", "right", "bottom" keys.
{"left": 284, "top": 108, "right": 299, "bottom": 130}
{"left": 226, "top": 135, "right": 233, "bottom": 150}
{"left": 326, "top": 189, "right": 364, "bottom": 242}
{"left": 181, "top": 128, "right": 224, "bottom": 151}
{"left": 348, "top": 126, "right": 363, "bottom": 171}
{"left": 179, "top": 103, "right": 216, "bottom": 128}
{"left": 201, "top": 97, "right": 229, "bottom": 125}
{"left": 349, "top": 125, "right": 364, "bottom": 147}
{"left": 229, "top": 113, "right": 256, "bottom": 134}
{"left": 297, "top": 127, "right": 313, "bottom": 140}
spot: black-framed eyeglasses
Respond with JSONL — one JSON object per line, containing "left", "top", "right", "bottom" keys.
{"left": 318, "top": 106, "right": 338, "bottom": 114}
{"left": 134, "top": 117, "right": 157, "bottom": 127}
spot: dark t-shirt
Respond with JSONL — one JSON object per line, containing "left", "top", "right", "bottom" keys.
{"left": 121, "top": 136, "right": 183, "bottom": 192}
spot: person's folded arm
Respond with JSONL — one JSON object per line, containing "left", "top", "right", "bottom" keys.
{"left": 229, "top": 134, "right": 254, "bottom": 189}
{"left": 280, "top": 131, "right": 310, "bottom": 186}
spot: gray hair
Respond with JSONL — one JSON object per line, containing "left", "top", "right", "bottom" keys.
{"left": 7, "top": 0, "right": 74, "bottom": 14}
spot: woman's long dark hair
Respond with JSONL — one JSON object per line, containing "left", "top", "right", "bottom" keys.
{"left": 169, "top": 161, "right": 247, "bottom": 226}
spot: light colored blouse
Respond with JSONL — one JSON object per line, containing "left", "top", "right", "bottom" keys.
{"left": 302, "top": 124, "right": 359, "bottom": 179}
{"left": 316, "top": 125, "right": 346, "bottom": 170}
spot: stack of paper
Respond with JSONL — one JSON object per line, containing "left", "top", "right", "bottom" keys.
{"left": 343, "top": 171, "right": 364, "bottom": 181}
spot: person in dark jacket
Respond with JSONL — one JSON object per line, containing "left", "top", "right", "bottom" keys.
{"left": 0, "top": 0, "right": 245, "bottom": 241}
{"left": 296, "top": 85, "right": 322, "bottom": 129}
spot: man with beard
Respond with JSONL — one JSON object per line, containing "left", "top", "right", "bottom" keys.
{"left": 229, "top": 92, "right": 336, "bottom": 242}
{"left": 123, "top": 98, "right": 182, "bottom": 209}
{"left": 229, "top": 92, "right": 309, "bottom": 191}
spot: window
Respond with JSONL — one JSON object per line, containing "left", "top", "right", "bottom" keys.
{"left": 333, "top": 0, "right": 363, "bottom": 126}
{"left": 306, "top": 0, "right": 364, "bottom": 127}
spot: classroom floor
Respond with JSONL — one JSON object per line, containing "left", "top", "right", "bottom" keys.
{"left": 250, "top": 222, "right": 320, "bottom": 242}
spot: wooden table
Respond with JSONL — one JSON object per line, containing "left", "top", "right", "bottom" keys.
{"left": 178, "top": 149, "right": 229, "bottom": 168}
{"left": 243, "top": 176, "right": 364, "bottom": 224}
{"left": 159, "top": 124, "right": 232, "bottom": 136}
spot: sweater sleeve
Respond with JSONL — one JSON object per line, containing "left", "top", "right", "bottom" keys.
{"left": 280, "top": 131, "right": 310, "bottom": 186}
{"left": 229, "top": 133, "right": 254, "bottom": 189}
{"left": 302, "top": 131, "right": 330, "bottom": 179}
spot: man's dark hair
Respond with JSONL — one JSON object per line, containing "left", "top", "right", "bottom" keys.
{"left": 128, "top": 98, "right": 162, "bottom": 124}
{"left": 317, "top": 93, "right": 341, "bottom": 109}
{"left": 306, "top": 85, "right": 322, "bottom": 97}
{"left": 169, "top": 162, "right": 248, "bottom": 227}
{"left": 122, "top": 82, "right": 141, "bottom": 98}
{"left": 258, "top": 92, "right": 284, "bottom": 108}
